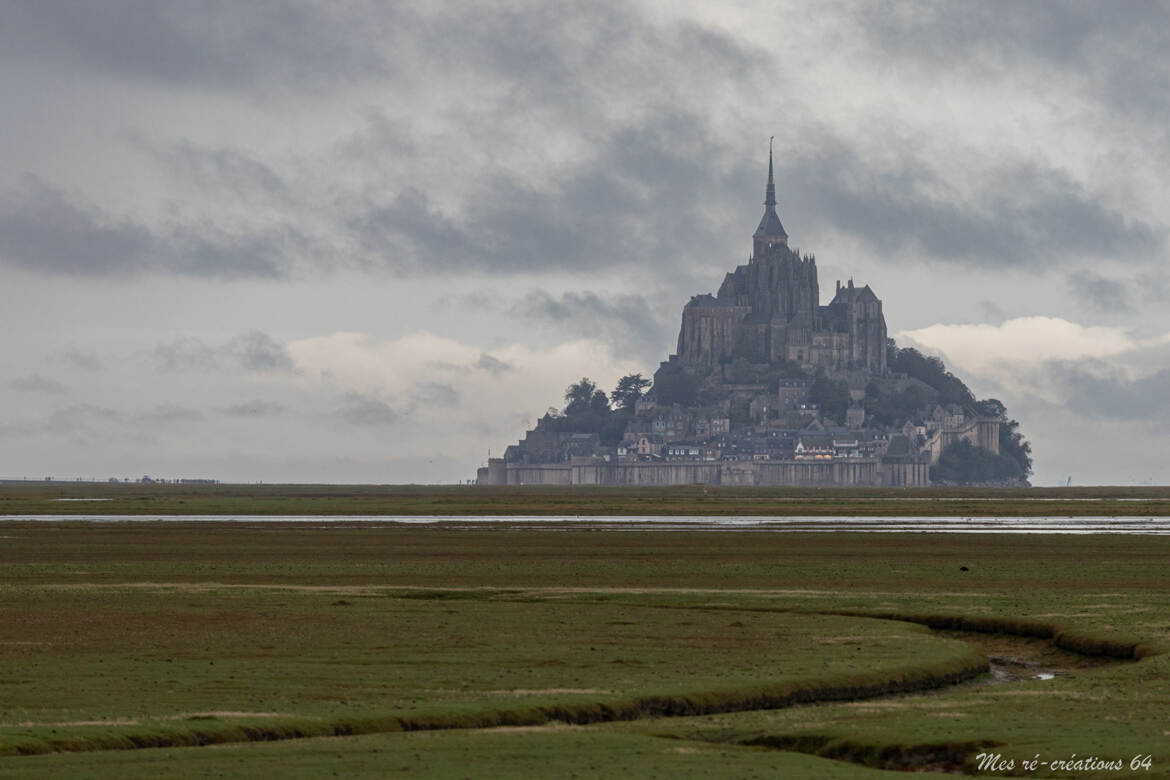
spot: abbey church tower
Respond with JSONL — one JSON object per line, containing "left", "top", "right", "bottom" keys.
{"left": 752, "top": 139, "right": 789, "bottom": 259}
{"left": 671, "top": 142, "right": 886, "bottom": 375}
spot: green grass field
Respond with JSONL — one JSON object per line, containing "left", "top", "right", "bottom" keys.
{"left": 3, "top": 481, "right": 1170, "bottom": 516}
{"left": 1, "top": 519, "right": 1168, "bottom": 778}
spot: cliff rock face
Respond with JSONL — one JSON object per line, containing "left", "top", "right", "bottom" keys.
{"left": 672, "top": 148, "right": 886, "bottom": 376}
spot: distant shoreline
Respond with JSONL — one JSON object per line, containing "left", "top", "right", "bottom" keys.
{"left": 1, "top": 483, "right": 1168, "bottom": 517}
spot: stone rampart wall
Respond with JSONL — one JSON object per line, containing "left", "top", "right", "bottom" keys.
{"left": 477, "top": 457, "right": 927, "bottom": 487}
{"left": 924, "top": 417, "right": 1002, "bottom": 464}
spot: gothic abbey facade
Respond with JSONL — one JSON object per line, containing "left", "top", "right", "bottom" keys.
{"left": 474, "top": 146, "right": 969, "bottom": 488}
{"left": 673, "top": 148, "right": 887, "bottom": 376}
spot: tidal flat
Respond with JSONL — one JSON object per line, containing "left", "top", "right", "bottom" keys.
{"left": 2, "top": 482, "right": 1170, "bottom": 517}
{"left": 1, "top": 520, "right": 1168, "bottom": 777}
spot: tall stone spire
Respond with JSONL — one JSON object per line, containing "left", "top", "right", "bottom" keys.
{"left": 765, "top": 137, "right": 777, "bottom": 207}
{"left": 753, "top": 136, "right": 788, "bottom": 259}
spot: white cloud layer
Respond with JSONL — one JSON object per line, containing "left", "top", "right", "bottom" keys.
{"left": 288, "top": 331, "right": 643, "bottom": 443}
{"left": 900, "top": 316, "right": 1170, "bottom": 485}
{"left": 901, "top": 317, "right": 1137, "bottom": 370}
{"left": 900, "top": 316, "right": 1170, "bottom": 394}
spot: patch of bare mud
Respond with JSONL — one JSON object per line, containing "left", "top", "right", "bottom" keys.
{"left": 4, "top": 711, "right": 303, "bottom": 728}
{"left": 428, "top": 688, "right": 612, "bottom": 696}
{"left": 7, "top": 718, "right": 140, "bottom": 727}
{"left": 169, "top": 711, "right": 301, "bottom": 720}
{"left": 483, "top": 688, "right": 612, "bottom": 695}
{"left": 473, "top": 724, "right": 581, "bottom": 734}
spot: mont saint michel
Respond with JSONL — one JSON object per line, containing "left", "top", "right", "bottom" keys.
{"left": 478, "top": 147, "right": 1031, "bottom": 488}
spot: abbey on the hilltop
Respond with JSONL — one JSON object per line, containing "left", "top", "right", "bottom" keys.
{"left": 672, "top": 142, "right": 887, "bottom": 375}
{"left": 476, "top": 143, "right": 1016, "bottom": 489}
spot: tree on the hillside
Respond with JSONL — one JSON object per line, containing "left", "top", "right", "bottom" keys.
{"left": 611, "top": 374, "right": 651, "bottom": 412}
{"left": 888, "top": 345, "right": 974, "bottom": 406}
{"left": 931, "top": 439, "right": 1024, "bottom": 484}
{"left": 564, "top": 378, "right": 598, "bottom": 415}
{"left": 999, "top": 418, "right": 1033, "bottom": 478}
{"left": 971, "top": 398, "right": 1032, "bottom": 478}
{"left": 590, "top": 389, "right": 610, "bottom": 413}
{"left": 864, "top": 382, "right": 932, "bottom": 427}
{"left": 809, "top": 371, "right": 850, "bottom": 425}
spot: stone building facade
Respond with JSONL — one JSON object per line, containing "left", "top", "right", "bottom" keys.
{"left": 673, "top": 147, "right": 887, "bottom": 375}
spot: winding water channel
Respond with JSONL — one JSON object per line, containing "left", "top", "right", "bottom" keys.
{"left": 7, "top": 514, "right": 1170, "bottom": 533}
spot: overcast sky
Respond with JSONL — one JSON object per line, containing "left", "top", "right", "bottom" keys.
{"left": 2, "top": 1, "right": 1168, "bottom": 486}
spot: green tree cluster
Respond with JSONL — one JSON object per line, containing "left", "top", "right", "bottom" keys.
{"left": 808, "top": 371, "right": 850, "bottom": 425}
{"left": 930, "top": 439, "right": 1026, "bottom": 484}
{"left": 611, "top": 374, "right": 651, "bottom": 412}
{"left": 887, "top": 342, "right": 974, "bottom": 406}
{"left": 864, "top": 382, "right": 932, "bottom": 427}
{"left": 540, "top": 374, "right": 655, "bottom": 446}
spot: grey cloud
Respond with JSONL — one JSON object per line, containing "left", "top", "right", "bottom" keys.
{"left": 335, "top": 111, "right": 419, "bottom": 164}
{"left": 46, "top": 404, "right": 122, "bottom": 434}
{"left": 0, "top": 5, "right": 772, "bottom": 284}
{"left": 1047, "top": 362, "right": 1170, "bottom": 425}
{"left": 978, "top": 300, "right": 1005, "bottom": 323}
{"left": 0, "top": 1, "right": 394, "bottom": 93}
{"left": 348, "top": 108, "right": 1163, "bottom": 282}
{"left": 0, "top": 177, "right": 297, "bottom": 279}
{"left": 781, "top": 138, "right": 1163, "bottom": 270}
{"left": 152, "top": 331, "right": 292, "bottom": 373}
{"left": 161, "top": 141, "right": 287, "bottom": 201}
{"left": 138, "top": 404, "right": 203, "bottom": 424}
{"left": 229, "top": 331, "right": 294, "bottom": 372}
{"left": 854, "top": 2, "right": 1170, "bottom": 127}
{"left": 475, "top": 353, "right": 513, "bottom": 375}
{"left": 337, "top": 393, "right": 397, "bottom": 427}
{"left": 1137, "top": 270, "right": 1170, "bottom": 304}
{"left": 433, "top": 292, "right": 499, "bottom": 314}
{"left": 349, "top": 110, "right": 748, "bottom": 279}
{"left": 153, "top": 336, "right": 220, "bottom": 373}
{"left": 9, "top": 374, "right": 66, "bottom": 394}
{"left": 512, "top": 290, "right": 673, "bottom": 363}
{"left": 61, "top": 347, "right": 103, "bottom": 372}
{"left": 1067, "top": 271, "right": 1130, "bottom": 313}
{"left": 169, "top": 224, "right": 292, "bottom": 279}
{"left": 409, "top": 382, "right": 460, "bottom": 408}
{"left": 45, "top": 402, "right": 200, "bottom": 434}
{"left": 472, "top": 10, "right": 755, "bottom": 123}
{"left": 4, "top": 2, "right": 1167, "bottom": 287}
{"left": 1, "top": 2, "right": 752, "bottom": 104}
{"left": 222, "top": 400, "right": 285, "bottom": 418}
{"left": 0, "top": 175, "right": 154, "bottom": 276}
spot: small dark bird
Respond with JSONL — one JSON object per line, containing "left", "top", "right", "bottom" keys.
{"left": 959, "top": 565, "right": 969, "bottom": 572}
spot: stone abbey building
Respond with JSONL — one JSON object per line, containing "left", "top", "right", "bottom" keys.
{"left": 674, "top": 147, "right": 887, "bottom": 375}
{"left": 476, "top": 146, "right": 1001, "bottom": 488}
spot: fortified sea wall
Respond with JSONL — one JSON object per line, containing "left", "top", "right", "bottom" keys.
{"left": 923, "top": 417, "right": 1000, "bottom": 463}
{"left": 477, "top": 457, "right": 928, "bottom": 487}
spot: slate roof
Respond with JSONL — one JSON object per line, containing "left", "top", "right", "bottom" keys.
{"left": 754, "top": 207, "right": 788, "bottom": 239}
{"left": 855, "top": 285, "right": 879, "bottom": 303}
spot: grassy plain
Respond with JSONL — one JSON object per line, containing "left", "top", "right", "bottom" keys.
{"left": 1, "top": 521, "right": 1168, "bottom": 777}
{"left": 2, "top": 481, "right": 1170, "bottom": 516}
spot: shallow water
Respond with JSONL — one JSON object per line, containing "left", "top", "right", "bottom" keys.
{"left": 3, "top": 515, "right": 1170, "bottom": 534}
